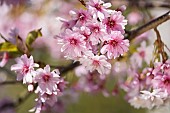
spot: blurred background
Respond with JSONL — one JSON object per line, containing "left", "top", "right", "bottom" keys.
{"left": 0, "top": 0, "right": 170, "bottom": 113}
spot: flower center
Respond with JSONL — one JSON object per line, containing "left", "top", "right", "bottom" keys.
{"left": 163, "top": 64, "right": 170, "bottom": 71}
{"left": 43, "top": 74, "right": 50, "bottom": 82}
{"left": 70, "top": 38, "right": 77, "bottom": 45}
{"left": 79, "top": 13, "right": 85, "bottom": 21}
{"left": 93, "top": 60, "right": 100, "bottom": 67}
{"left": 109, "top": 40, "right": 118, "bottom": 47}
{"left": 22, "top": 65, "right": 29, "bottom": 74}
{"left": 163, "top": 78, "right": 170, "bottom": 86}
{"left": 139, "top": 51, "right": 145, "bottom": 58}
{"left": 83, "top": 33, "right": 90, "bottom": 41}
{"left": 94, "top": 3, "right": 102, "bottom": 11}
{"left": 93, "top": 26, "right": 100, "bottom": 33}
{"left": 107, "top": 19, "right": 115, "bottom": 28}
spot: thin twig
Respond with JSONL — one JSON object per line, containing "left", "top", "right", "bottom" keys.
{"left": 127, "top": 10, "right": 170, "bottom": 40}
{"left": 165, "top": 44, "right": 170, "bottom": 53}
{"left": 154, "top": 27, "right": 168, "bottom": 62}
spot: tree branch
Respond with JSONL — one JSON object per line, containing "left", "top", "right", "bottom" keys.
{"left": 141, "top": 1, "right": 170, "bottom": 9}
{"left": 78, "top": 0, "right": 86, "bottom": 6}
{"left": 126, "top": 11, "right": 170, "bottom": 40}
{"left": 59, "top": 61, "right": 80, "bottom": 75}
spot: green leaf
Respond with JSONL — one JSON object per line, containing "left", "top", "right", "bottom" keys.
{"left": 0, "top": 42, "right": 18, "bottom": 52}
{"left": 25, "top": 28, "right": 42, "bottom": 47}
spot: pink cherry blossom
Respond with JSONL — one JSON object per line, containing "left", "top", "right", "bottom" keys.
{"left": 69, "top": 9, "right": 92, "bottom": 26}
{"left": 56, "top": 17, "right": 77, "bottom": 31}
{"left": 127, "top": 11, "right": 143, "bottom": 25}
{"left": 79, "top": 52, "right": 111, "bottom": 74}
{"left": 87, "top": 21, "right": 106, "bottom": 45}
{"left": 103, "top": 11, "right": 127, "bottom": 34}
{"left": 152, "top": 74, "right": 170, "bottom": 94}
{"left": 101, "top": 31, "right": 129, "bottom": 59}
{"left": 73, "top": 26, "right": 92, "bottom": 49}
{"left": 74, "top": 71, "right": 109, "bottom": 96}
{"left": 38, "top": 93, "right": 58, "bottom": 106}
{"left": 57, "top": 79, "right": 68, "bottom": 93}
{"left": 161, "top": 60, "right": 170, "bottom": 75}
{"left": 29, "top": 99, "right": 42, "bottom": 113}
{"left": 75, "top": 65, "right": 89, "bottom": 77}
{"left": 57, "top": 29, "right": 86, "bottom": 59}
{"left": 150, "top": 60, "right": 170, "bottom": 94}
{"left": 129, "top": 89, "right": 168, "bottom": 109}
{"left": 87, "top": 0, "right": 111, "bottom": 19}
{"left": 11, "top": 54, "right": 39, "bottom": 84}
{"left": 35, "top": 65, "right": 60, "bottom": 95}
{"left": 130, "top": 41, "right": 153, "bottom": 69}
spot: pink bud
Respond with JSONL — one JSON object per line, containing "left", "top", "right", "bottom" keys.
{"left": 0, "top": 52, "right": 9, "bottom": 67}
{"left": 28, "top": 84, "right": 34, "bottom": 92}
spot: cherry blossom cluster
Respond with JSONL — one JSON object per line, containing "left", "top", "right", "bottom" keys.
{"left": 74, "top": 65, "right": 110, "bottom": 97}
{"left": 11, "top": 54, "right": 66, "bottom": 113}
{"left": 122, "top": 59, "right": 170, "bottom": 109}
{"left": 56, "top": 0, "right": 129, "bottom": 75}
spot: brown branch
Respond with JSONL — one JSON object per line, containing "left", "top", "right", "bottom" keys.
{"left": 154, "top": 27, "right": 168, "bottom": 62}
{"left": 36, "top": 60, "right": 80, "bottom": 75}
{"left": 78, "top": 0, "right": 86, "bottom": 6}
{"left": 139, "top": 1, "right": 170, "bottom": 9}
{"left": 59, "top": 61, "right": 80, "bottom": 75}
{"left": 165, "top": 44, "right": 170, "bottom": 53}
{"left": 126, "top": 10, "right": 170, "bottom": 40}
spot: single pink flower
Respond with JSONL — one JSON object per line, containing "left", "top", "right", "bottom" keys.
{"left": 101, "top": 31, "right": 129, "bottom": 59}
{"left": 152, "top": 74, "right": 170, "bottom": 94}
{"left": 127, "top": 11, "right": 143, "bottom": 25}
{"left": 152, "top": 60, "right": 170, "bottom": 76}
{"left": 58, "top": 29, "right": 86, "bottom": 59}
{"left": 56, "top": 17, "right": 77, "bottom": 31}
{"left": 87, "top": 21, "right": 106, "bottom": 45}
{"left": 38, "top": 93, "right": 58, "bottom": 106}
{"left": 103, "top": 11, "right": 127, "bottom": 34}
{"left": 161, "top": 60, "right": 170, "bottom": 75}
{"left": 35, "top": 65, "right": 60, "bottom": 95}
{"left": 87, "top": 0, "right": 111, "bottom": 19}
{"left": 57, "top": 79, "right": 67, "bottom": 93}
{"left": 130, "top": 41, "right": 153, "bottom": 68}
{"left": 79, "top": 52, "right": 111, "bottom": 74}
{"left": 73, "top": 26, "right": 92, "bottom": 49}
{"left": 69, "top": 9, "right": 92, "bottom": 26}
{"left": 11, "top": 54, "right": 39, "bottom": 84}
